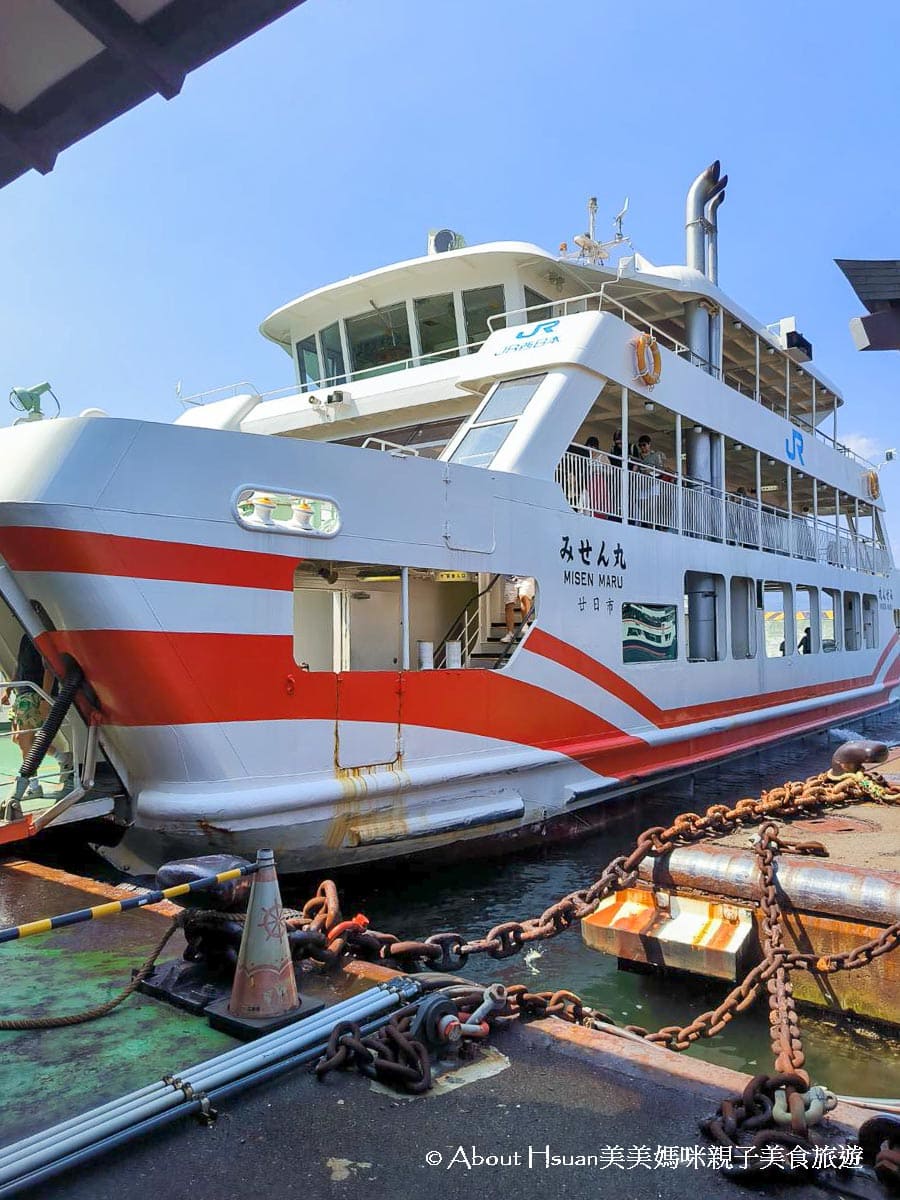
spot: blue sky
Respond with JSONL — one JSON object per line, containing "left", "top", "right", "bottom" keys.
{"left": 2, "top": 0, "right": 899, "bottom": 532}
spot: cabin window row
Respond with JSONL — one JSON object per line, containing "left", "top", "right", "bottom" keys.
{"left": 623, "top": 576, "right": 879, "bottom": 664}
{"left": 294, "top": 285, "right": 510, "bottom": 389}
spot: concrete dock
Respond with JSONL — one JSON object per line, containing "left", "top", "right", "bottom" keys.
{"left": 0, "top": 859, "right": 887, "bottom": 1200}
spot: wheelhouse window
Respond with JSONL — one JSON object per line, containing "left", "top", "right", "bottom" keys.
{"left": 320, "top": 322, "right": 345, "bottom": 384}
{"left": 476, "top": 374, "right": 545, "bottom": 423}
{"left": 524, "top": 287, "right": 553, "bottom": 322}
{"left": 622, "top": 603, "right": 678, "bottom": 664}
{"left": 415, "top": 293, "right": 458, "bottom": 361}
{"left": 449, "top": 422, "right": 515, "bottom": 468}
{"left": 346, "top": 302, "right": 412, "bottom": 379}
{"left": 296, "top": 335, "right": 320, "bottom": 392}
{"left": 463, "top": 285, "right": 505, "bottom": 347}
{"left": 447, "top": 375, "right": 546, "bottom": 469}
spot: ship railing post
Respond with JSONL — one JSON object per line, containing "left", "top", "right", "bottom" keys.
{"left": 620, "top": 385, "right": 629, "bottom": 525}
{"left": 675, "top": 414, "right": 683, "bottom": 534}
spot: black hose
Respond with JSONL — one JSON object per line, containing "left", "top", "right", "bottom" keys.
{"left": 18, "top": 663, "right": 83, "bottom": 781}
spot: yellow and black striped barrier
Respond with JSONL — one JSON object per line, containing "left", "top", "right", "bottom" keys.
{"left": 0, "top": 864, "right": 259, "bottom": 944}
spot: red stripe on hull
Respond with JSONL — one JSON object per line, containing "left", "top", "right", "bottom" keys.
{"left": 38, "top": 629, "right": 635, "bottom": 755}
{"left": 36, "top": 629, "right": 898, "bottom": 787}
{"left": 525, "top": 627, "right": 899, "bottom": 728}
{"left": 0, "top": 527, "right": 297, "bottom": 591}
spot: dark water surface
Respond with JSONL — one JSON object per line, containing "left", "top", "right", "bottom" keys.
{"left": 308, "top": 717, "right": 900, "bottom": 1100}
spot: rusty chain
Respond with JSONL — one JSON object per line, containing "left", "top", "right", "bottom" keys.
{"left": 330, "top": 766, "right": 899, "bottom": 982}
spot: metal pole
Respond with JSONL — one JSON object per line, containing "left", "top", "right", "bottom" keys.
{"left": 0, "top": 865, "right": 259, "bottom": 945}
{"left": 675, "top": 413, "right": 683, "bottom": 534}
{"left": 620, "top": 385, "right": 629, "bottom": 525}
{"left": 400, "top": 567, "right": 410, "bottom": 670}
{"left": 755, "top": 451, "right": 762, "bottom": 549}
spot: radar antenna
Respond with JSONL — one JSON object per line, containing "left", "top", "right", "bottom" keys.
{"left": 561, "top": 196, "right": 632, "bottom": 266}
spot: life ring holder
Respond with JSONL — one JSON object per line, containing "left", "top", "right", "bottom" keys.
{"left": 633, "top": 333, "right": 662, "bottom": 388}
{"left": 865, "top": 469, "right": 880, "bottom": 501}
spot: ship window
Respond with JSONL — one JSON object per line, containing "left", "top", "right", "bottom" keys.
{"left": 796, "top": 585, "right": 818, "bottom": 654}
{"left": 685, "top": 572, "right": 724, "bottom": 662}
{"left": 863, "top": 594, "right": 878, "bottom": 649}
{"left": 415, "top": 293, "right": 458, "bottom": 361}
{"left": 449, "top": 421, "right": 515, "bottom": 469}
{"left": 524, "top": 287, "right": 553, "bottom": 322}
{"left": 822, "top": 588, "right": 841, "bottom": 652}
{"left": 763, "top": 582, "right": 793, "bottom": 657}
{"left": 730, "top": 576, "right": 756, "bottom": 659}
{"left": 346, "top": 302, "right": 412, "bottom": 379}
{"left": 234, "top": 488, "right": 341, "bottom": 537}
{"left": 476, "top": 375, "right": 545, "bottom": 424}
{"left": 844, "top": 591, "right": 861, "bottom": 651}
{"left": 296, "top": 335, "right": 320, "bottom": 392}
{"left": 463, "top": 285, "right": 506, "bottom": 347}
{"left": 621, "top": 602, "right": 678, "bottom": 664}
{"left": 320, "top": 322, "right": 345, "bottom": 384}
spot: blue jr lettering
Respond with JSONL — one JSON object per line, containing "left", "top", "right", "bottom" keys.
{"left": 785, "top": 429, "right": 805, "bottom": 465}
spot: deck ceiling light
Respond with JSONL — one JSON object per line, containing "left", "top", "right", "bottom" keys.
{"left": 358, "top": 568, "right": 401, "bottom": 582}
{"left": 767, "top": 458, "right": 776, "bottom": 466}
{"left": 733, "top": 443, "right": 743, "bottom": 451}
{"left": 644, "top": 400, "right": 655, "bottom": 412}
{"left": 767, "top": 347, "right": 776, "bottom": 355}
{"left": 693, "top": 424, "right": 703, "bottom": 433}
{"left": 732, "top": 320, "right": 743, "bottom": 330}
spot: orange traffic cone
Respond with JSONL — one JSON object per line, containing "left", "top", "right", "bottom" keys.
{"left": 206, "top": 848, "right": 322, "bottom": 1038}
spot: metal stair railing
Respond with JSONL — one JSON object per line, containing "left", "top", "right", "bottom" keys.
{"left": 433, "top": 575, "right": 500, "bottom": 669}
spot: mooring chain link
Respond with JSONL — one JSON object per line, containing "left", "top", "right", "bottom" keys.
{"left": 755, "top": 822, "right": 808, "bottom": 1084}
{"left": 315, "top": 1011, "right": 432, "bottom": 1094}
{"left": 329, "top": 768, "right": 899, "bottom": 976}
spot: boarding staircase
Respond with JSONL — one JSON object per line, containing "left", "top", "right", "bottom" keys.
{"left": 433, "top": 575, "right": 532, "bottom": 669}
{"left": 0, "top": 680, "right": 120, "bottom": 846}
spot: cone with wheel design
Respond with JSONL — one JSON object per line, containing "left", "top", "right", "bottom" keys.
{"left": 206, "top": 848, "right": 322, "bottom": 1037}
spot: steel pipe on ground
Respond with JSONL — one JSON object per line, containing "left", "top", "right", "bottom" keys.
{"left": 0, "top": 1007, "right": 408, "bottom": 1199}
{"left": 0, "top": 980, "right": 419, "bottom": 1185}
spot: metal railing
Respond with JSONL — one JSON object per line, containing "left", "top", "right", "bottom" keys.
{"left": 433, "top": 575, "right": 500, "bottom": 669}
{"left": 555, "top": 449, "right": 892, "bottom": 576}
{"left": 0, "top": 681, "right": 95, "bottom": 827}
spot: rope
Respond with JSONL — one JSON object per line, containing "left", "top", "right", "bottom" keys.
{"left": 0, "top": 919, "right": 179, "bottom": 1030}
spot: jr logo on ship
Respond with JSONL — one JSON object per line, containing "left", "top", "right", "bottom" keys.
{"left": 495, "top": 319, "right": 561, "bottom": 356}
{"left": 785, "top": 429, "right": 805, "bottom": 465}
{"left": 515, "top": 320, "right": 560, "bottom": 339}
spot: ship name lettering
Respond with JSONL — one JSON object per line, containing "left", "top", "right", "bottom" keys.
{"left": 564, "top": 569, "right": 593, "bottom": 586}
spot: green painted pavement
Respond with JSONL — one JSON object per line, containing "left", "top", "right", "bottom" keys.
{"left": 0, "top": 868, "right": 236, "bottom": 1148}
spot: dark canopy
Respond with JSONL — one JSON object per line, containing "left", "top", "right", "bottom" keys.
{"left": 0, "top": 0, "right": 307, "bottom": 190}
{"left": 836, "top": 259, "right": 900, "bottom": 351}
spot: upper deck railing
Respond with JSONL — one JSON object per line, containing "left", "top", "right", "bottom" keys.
{"left": 556, "top": 448, "right": 892, "bottom": 576}
{"left": 490, "top": 288, "right": 874, "bottom": 469}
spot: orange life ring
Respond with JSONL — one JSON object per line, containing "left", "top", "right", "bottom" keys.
{"left": 633, "top": 333, "right": 662, "bottom": 387}
{"left": 865, "top": 469, "right": 880, "bottom": 501}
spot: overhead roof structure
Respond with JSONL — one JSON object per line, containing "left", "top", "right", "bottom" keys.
{"left": 0, "top": 0, "right": 307, "bottom": 190}
{"left": 835, "top": 259, "right": 900, "bottom": 351}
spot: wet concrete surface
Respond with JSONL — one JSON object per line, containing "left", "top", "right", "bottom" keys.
{"left": 31, "top": 1013, "right": 873, "bottom": 1200}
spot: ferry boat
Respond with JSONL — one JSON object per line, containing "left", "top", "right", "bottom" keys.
{"left": 1, "top": 162, "right": 897, "bottom": 874}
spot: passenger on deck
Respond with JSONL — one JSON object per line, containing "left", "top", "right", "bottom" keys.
{"left": 609, "top": 429, "right": 623, "bottom": 468}
{"left": 798, "top": 627, "right": 812, "bottom": 654}
{"left": 501, "top": 576, "right": 535, "bottom": 644}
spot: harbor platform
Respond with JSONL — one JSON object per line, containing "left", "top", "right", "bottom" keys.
{"left": 0, "top": 859, "right": 886, "bottom": 1200}
{"left": 583, "top": 783, "right": 900, "bottom": 1025}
